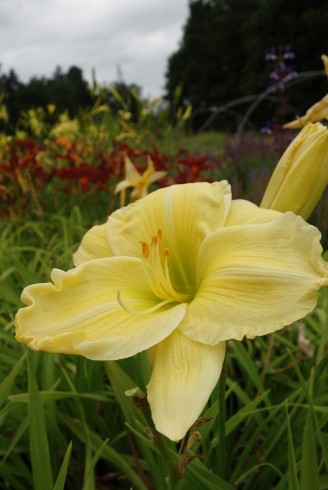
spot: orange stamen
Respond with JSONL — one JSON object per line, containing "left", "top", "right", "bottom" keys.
{"left": 139, "top": 241, "right": 149, "bottom": 258}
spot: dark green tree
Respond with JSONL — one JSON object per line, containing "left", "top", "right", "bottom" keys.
{"left": 47, "top": 65, "right": 92, "bottom": 115}
{"left": 0, "top": 68, "right": 23, "bottom": 123}
{"left": 0, "top": 65, "right": 93, "bottom": 128}
{"left": 18, "top": 78, "right": 50, "bottom": 111}
{"left": 165, "top": 0, "right": 328, "bottom": 130}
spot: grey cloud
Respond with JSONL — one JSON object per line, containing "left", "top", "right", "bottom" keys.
{"left": 0, "top": 0, "right": 188, "bottom": 96}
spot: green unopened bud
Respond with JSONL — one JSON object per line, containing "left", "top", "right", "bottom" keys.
{"left": 261, "top": 122, "right": 328, "bottom": 219}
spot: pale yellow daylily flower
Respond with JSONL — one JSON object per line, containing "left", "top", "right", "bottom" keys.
{"left": 261, "top": 122, "right": 328, "bottom": 219}
{"left": 284, "top": 54, "right": 328, "bottom": 128}
{"left": 114, "top": 156, "right": 167, "bottom": 206}
{"left": 15, "top": 182, "right": 328, "bottom": 441}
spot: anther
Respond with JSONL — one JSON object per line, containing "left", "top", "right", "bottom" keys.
{"left": 139, "top": 241, "right": 149, "bottom": 258}
{"left": 151, "top": 235, "right": 158, "bottom": 246}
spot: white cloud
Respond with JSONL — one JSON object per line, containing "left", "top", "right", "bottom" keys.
{"left": 0, "top": 0, "right": 188, "bottom": 97}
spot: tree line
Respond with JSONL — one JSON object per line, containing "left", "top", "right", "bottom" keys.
{"left": 0, "top": 65, "right": 143, "bottom": 133}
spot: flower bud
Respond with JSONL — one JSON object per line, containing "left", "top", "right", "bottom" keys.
{"left": 261, "top": 122, "right": 328, "bottom": 219}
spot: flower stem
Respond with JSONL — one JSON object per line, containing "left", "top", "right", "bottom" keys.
{"left": 155, "top": 433, "right": 182, "bottom": 490}
{"left": 167, "top": 462, "right": 182, "bottom": 490}
{"left": 218, "top": 356, "right": 227, "bottom": 479}
{"left": 127, "top": 388, "right": 186, "bottom": 489}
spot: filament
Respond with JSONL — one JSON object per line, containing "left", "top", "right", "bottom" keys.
{"left": 117, "top": 289, "right": 175, "bottom": 316}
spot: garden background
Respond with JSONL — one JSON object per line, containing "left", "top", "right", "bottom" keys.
{"left": 1, "top": 0, "right": 328, "bottom": 488}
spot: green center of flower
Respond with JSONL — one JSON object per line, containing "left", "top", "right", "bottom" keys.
{"left": 139, "top": 229, "right": 192, "bottom": 303}
{"left": 117, "top": 229, "right": 193, "bottom": 316}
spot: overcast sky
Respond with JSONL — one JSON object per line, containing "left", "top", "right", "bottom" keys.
{"left": 0, "top": 0, "right": 189, "bottom": 97}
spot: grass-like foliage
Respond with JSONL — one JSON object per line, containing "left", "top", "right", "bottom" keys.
{"left": 1, "top": 83, "right": 328, "bottom": 487}
{"left": 1, "top": 206, "right": 328, "bottom": 489}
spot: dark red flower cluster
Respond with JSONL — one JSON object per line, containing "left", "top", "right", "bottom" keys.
{"left": 162, "top": 153, "right": 215, "bottom": 186}
{"left": 0, "top": 139, "right": 54, "bottom": 219}
{"left": 0, "top": 136, "right": 216, "bottom": 219}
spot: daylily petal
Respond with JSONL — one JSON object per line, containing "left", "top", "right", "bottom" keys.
{"left": 15, "top": 257, "right": 187, "bottom": 360}
{"left": 106, "top": 181, "right": 232, "bottom": 291}
{"left": 130, "top": 186, "right": 146, "bottom": 201}
{"left": 124, "top": 156, "right": 142, "bottom": 183}
{"left": 142, "top": 158, "right": 166, "bottom": 188}
{"left": 322, "top": 54, "right": 328, "bottom": 78}
{"left": 114, "top": 179, "right": 133, "bottom": 194}
{"left": 143, "top": 156, "right": 155, "bottom": 179}
{"left": 147, "top": 170, "right": 167, "bottom": 186}
{"left": 179, "top": 213, "right": 328, "bottom": 344}
{"left": 284, "top": 95, "right": 328, "bottom": 129}
{"left": 73, "top": 223, "right": 113, "bottom": 266}
{"left": 147, "top": 330, "right": 226, "bottom": 441}
{"left": 225, "top": 199, "right": 281, "bottom": 227}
